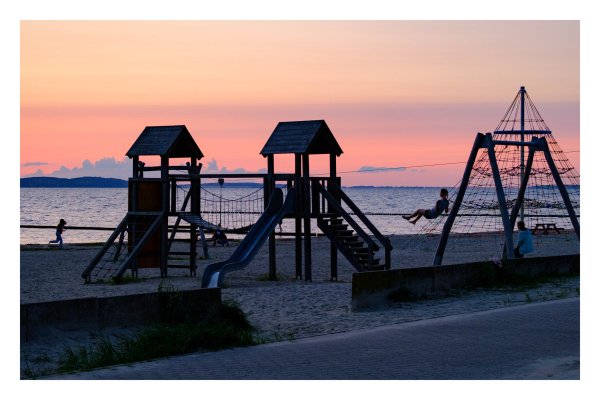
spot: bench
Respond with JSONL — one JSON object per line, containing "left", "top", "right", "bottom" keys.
{"left": 531, "top": 223, "right": 564, "bottom": 235}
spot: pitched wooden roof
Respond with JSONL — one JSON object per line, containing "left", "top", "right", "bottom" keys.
{"left": 126, "top": 125, "right": 203, "bottom": 159}
{"left": 260, "top": 120, "right": 343, "bottom": 156}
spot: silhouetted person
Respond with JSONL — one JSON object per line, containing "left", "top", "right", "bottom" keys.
{"left": 403, "top": 189, "right": 450, "bottom": 225}
{"left": 514, "top": 221, "right": 534, "bottom": 258}
{"left": 211, "top": 224, "right": 229, "bottom": 247}
{"left": 49, "top": 219, "right": 67, "bottom": 249}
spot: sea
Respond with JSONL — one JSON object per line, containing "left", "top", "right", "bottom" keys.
{"left": 20, "top": 187, "right": 444, "bottom": 245}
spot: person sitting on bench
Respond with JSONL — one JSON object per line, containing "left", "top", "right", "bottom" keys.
{"left": 514, "top": 221, "right": 534, "bottom": 258}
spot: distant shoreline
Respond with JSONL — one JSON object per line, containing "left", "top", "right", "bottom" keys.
{"left": 20, "top": 177, "right": 444, "bottom": 189}
{"left": 20, "top": 177, "right": 578, "bottom": 189}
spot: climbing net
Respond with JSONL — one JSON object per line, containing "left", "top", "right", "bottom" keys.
{"left": 403, "top": 89, "right": 580, "bottom": 253}
{"left": 175, "top": 182, "right": 290, "bottom": 233}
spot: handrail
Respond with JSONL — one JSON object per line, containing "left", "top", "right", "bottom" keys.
{"left": 329, "top": 181, "right": 393, "bottom": 251}
{"left": 315, "top": 182, "right": 378, "bottom": 252}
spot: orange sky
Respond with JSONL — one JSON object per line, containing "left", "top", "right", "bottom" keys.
{"left": 20, "top": 21, "right": 580, "bottom": 186}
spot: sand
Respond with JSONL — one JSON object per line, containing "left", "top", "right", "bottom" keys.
{"left": 20, "top": 232, "right": 580, "bottom": 378}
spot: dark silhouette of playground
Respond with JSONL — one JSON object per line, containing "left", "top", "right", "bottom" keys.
{"left": 82, "top": 121, "right": 393, "bottom": 286}
{"left": 81, "top": 88, "right": 579, "bottom": 286}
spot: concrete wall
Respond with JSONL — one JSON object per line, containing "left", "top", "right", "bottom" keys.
{"left": 21, "top": 288, "right": 221, "bottom": 342}
{"left": 352, "top": 254, "right": 579, "bottom": 311}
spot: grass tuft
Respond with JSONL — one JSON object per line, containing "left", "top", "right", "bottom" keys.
{"left": 257, "top": 273, "right": 282, "bottom": 282}
{"left": 22, "top": 300, "right": 260, "bottom": 379}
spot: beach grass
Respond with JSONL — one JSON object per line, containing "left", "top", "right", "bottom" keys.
{"left": 257, "top": 273, "right": 283, "bottom": 282}
{"left": 21, "top": 299, "right": 266, "bottom": 379}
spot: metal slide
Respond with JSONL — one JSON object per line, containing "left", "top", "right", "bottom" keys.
{"left": 201, "top": 188, "right": 295, "bottom": 288}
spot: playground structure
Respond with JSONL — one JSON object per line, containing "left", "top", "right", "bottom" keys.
{"left": 432, "top": 133, "right": 580, "bottom": 266}
{"left": 403, "top": 87, "right": 580, "bottom": 265}
{"left": 82, "top": 121, "right": 393, "bottom": 285}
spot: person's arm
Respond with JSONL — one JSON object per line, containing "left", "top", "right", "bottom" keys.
{"left": 517, "top": 231, "right": 525, "bottom": 247}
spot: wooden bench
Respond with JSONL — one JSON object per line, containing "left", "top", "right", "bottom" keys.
{"left": 531, "top": 223, "right": 564, "bottom": 235}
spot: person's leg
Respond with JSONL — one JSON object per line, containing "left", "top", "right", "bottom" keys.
{"left": 514, "top": 245, "right": 523, "bottom": 258}
{"left": 403, "top": 209, "right": 426, "bottom": 221}
{"left": 409, "top": 210, "right": 427, "bottom": 225}
{"left": 49, "top": 232, "right": 59, "bottom": 244}
{"left": 58, "top": 232, "right": 63, "bottom": 249}
{"left": 403, "top": 210, "right": 419, "bottom": 220}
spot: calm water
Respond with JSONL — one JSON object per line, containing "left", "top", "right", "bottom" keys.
{"left": 20, "top": 187, "right": 443, "bottom": 244}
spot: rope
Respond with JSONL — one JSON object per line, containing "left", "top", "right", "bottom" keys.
{"left": 403, "top": 92, "right": 580, "bottom": 256}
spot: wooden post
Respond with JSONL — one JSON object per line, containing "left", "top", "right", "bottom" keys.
{"left": 433, "top": 133, "right": 485, "bottom": 266}
{"left": 329, "top": 153, "right": 338, "bottom": 281}
{"left": 190, "top": 157, "right": 197, "bottom": 276}
{"left": 267, "top": 154, "right": 276, "bottom": 281}
{"left": 132, "top": 156, "right": 139, "bottom": 179}
{"left": 302, "top": 153, "right": 312, "bottom": 282}
{"left": 295, "top": 154, "right": 302, "bottom": 280}
{"left": 503, "top": 142, "right": 537, "bottom": 258}
{"left": 161, "top": 156, "right": 169, "bottom": 277}
{"left": 198, "top": 228, "right": 209, "bottom": 261}
{"left": 170, "top": 178, "right": 176, "bottom": 214}
{"left": 131, "top": 156, "right": 139, "bottom": 212}
{"left": 540, "top": 137, "right": 580, "bottom": 240}
{"left": 485, "top": 133, "right": 515, "bottom": 259}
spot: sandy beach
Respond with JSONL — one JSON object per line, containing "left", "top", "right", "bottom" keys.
{"left": 20, "top": 232, "right": 580, "bottom": 377}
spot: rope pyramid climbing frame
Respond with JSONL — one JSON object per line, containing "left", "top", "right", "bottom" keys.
{"left": 403, "top": 88, "right": 580, "bottom": 256}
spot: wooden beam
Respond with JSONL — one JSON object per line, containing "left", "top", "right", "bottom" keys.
{"left": 302, "top": 153, "right": 312, "bottom": 282}
{"left": 485, "top": 133, "right": 515, "bottom": 259}
{"left": 132, "top": 155, "right": 139, "bottom": 178}
{"left": 170, "top": 179, "right": 176, "bottom": 214}
{"left": 329, "top": 153, "right": 338, "bottom": 281}
{"left": 200, "top": 173, "right": 269, "bottom": 179}
{"left": 161, "top": 156, "right": 169, "bottom": 277}
{"left": 268, "top": 155, "right": 276, "bottom": 281}
{"left": 503, "top": 141, "right": 537, "bottom": 258}
{"left": 433, "top": 133, "right": 485, "bottom": 266}
{"left": 540, "top": 137, "right": 580, "bottom": 239}
{"left": 295, "top": 154, "right": 302, "bottom": 280}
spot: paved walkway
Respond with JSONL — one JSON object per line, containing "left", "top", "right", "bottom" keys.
{"left": 47, "top": 298, "right": 580, "bottom": 380}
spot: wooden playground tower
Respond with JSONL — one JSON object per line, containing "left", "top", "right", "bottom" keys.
{"left": 82, "top": 125, "right": 211, "bottom": 282}
{"left": 260, "top": 120, "right": 393, "bottom": 282}
{"left": 82, "top": 121, "right": 392, "bottom": 283}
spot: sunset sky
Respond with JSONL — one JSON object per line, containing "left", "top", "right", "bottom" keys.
{"left": 20, "top": 20, "right": 580, "bottom": 186}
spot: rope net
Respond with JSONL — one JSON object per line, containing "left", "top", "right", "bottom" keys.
{"left": 403, "top": 88, "right": 580, "bottom": 254}
{"left": 175, "top": 183, "right": 289, "bottom": 233}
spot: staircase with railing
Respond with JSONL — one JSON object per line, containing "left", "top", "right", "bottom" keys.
{"left": 311, "top": 178, "right": 392, "bottom": 272}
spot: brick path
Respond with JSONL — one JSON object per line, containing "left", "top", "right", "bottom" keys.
{"left": 46, "top": 298, "right": 579, "bottom": 380}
